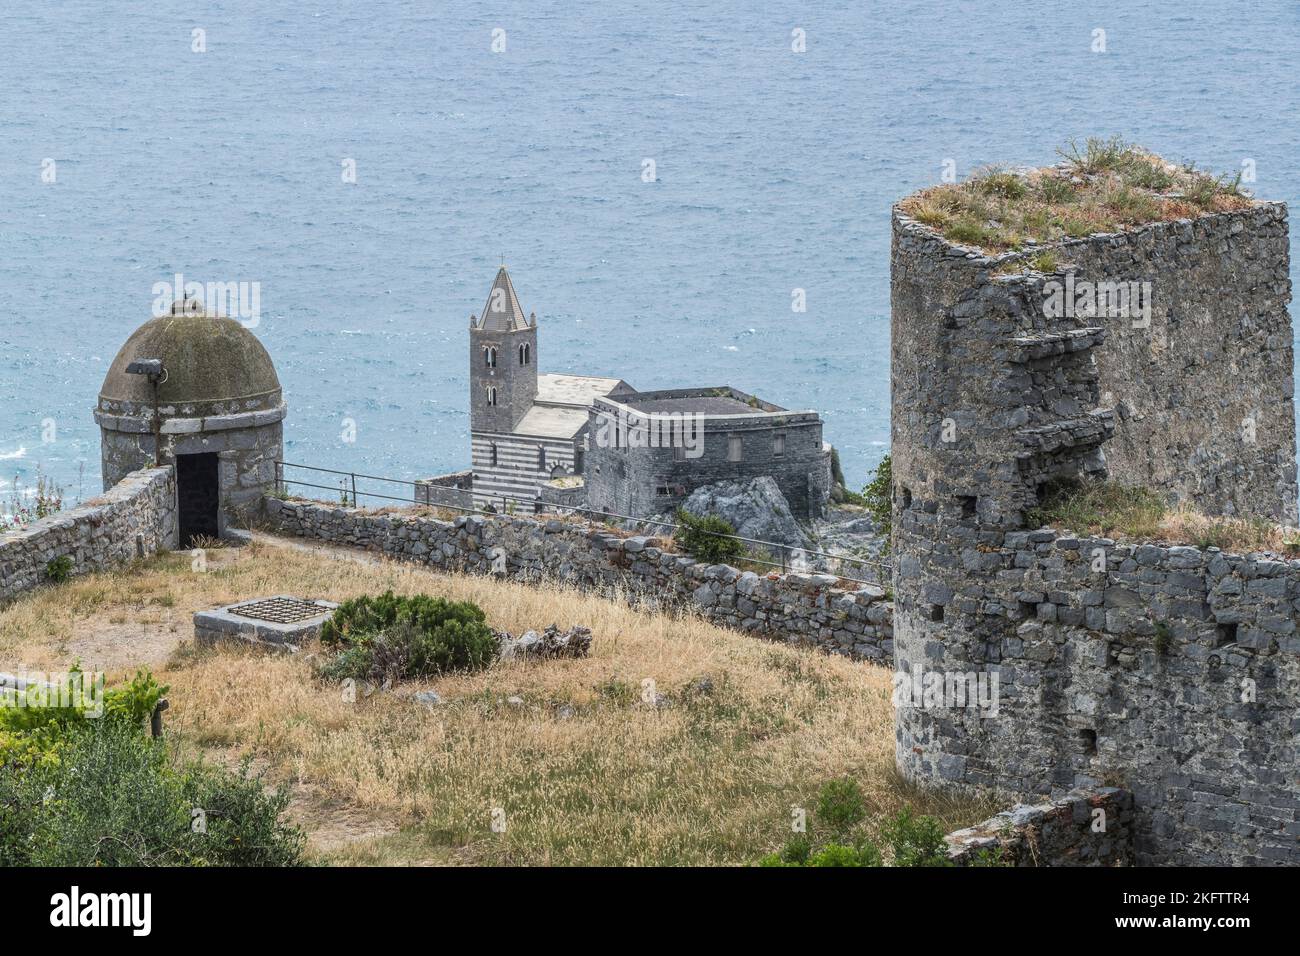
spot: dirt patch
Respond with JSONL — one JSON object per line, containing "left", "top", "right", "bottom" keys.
{"left": 287, "top": 782, "right": 401, "bottom": 855}
{"left": 62, "top": 617, "right": 185, "bottom": 673}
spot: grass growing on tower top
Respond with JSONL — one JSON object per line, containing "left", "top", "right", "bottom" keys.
{"left": 899, "top": 137, "right": 1252, "bottom": 254}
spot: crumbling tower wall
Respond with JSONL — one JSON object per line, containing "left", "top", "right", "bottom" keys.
{"left": 890, "top": 197, "right": 1300, "bottom": 865}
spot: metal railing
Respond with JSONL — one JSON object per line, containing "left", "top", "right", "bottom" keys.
{"left": 273, "top": 460, "right": 888, "bottom": 586}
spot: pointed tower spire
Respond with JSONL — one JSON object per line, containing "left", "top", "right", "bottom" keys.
{"left": 477, "top": 266, "right": 530, "bottom": 332}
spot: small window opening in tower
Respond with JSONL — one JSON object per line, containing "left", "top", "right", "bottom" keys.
{"left": 538, "top": 446, "right": 547, "bottom": 470}
{"left": 1079, "top": 729, "right": 1098, "bottom": 756}
{"left": 901, "top": 487, "right": 913, "bottom": 509}
{"left": 1215, "top": 622, "right": 1238, "bottom": 647}
{"left": 487, "top": 386, "right": 497, "bottom": 406}
{"left": 773, "top": 433, "right": 786, "bottom": 457}
{"left": 928, "top": 604, "right": 944, "bottom": 622}
{"left": 519, "top": 342, "right": 530, "bottom": 365}
{"left": 490, "top": 443, "right": 498, "bottom": 467}
{"left": 959, "top": 495, "right": 977, "bottom": 518}
{"left": 485, "top": 346, "right": 497, "bottom": 368}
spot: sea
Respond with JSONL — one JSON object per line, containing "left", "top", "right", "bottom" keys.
{"left": 3, "top": 0, "right": 1298, "bottom": 506}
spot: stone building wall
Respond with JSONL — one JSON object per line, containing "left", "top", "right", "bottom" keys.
{"left": 0, "top": 467, "right": 176, "bottom": 603}
{"left": 414, "top": 470, "right": 474, "bottom": 510}
{"left": 585, "top": 393, "right": 831, "bottom": 521}
{"left": 96, "top": 405, "right": 283, "bottom": 529}
{"left": 890, "top": 199, "right": 1300, "bottom": 865}
{"left": 262, "top": 496, "right": 894, "bottom": 661}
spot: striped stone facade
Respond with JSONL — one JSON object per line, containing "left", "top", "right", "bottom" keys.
{"left": 470, "top": 432, "right": 578, "bottom": 512}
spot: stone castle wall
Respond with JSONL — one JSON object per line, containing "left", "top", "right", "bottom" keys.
{"left": 262, "top": 495, "right": 894, "bottom": 661}
{"left": 890, "top": 201, "right": 1300, "bottom": 865}
{"left": 0, "top": 466, "right": 176, "bottom": 603}
{"left": 1058, "top": 203, "right": 1296, "bottom": 522}
{"left": 585, "top": 396, "right": 831, "bottom": 521}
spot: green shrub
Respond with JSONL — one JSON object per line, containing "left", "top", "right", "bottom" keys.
{"left": 44, "top": 555, "right": 73, "bottom": 583}
{"left": 757, "top": 775, "right": 954, "bottom": 867}
{"left": 882, "top": 807, "right": 952, "bottom": 867}
{"left": 673, "top": 509, "right": 745, "bottom": 565}
{"left": 0, "top": 669, "right": 301, "bottom": 867}
{"left": 0, "top": 669, "right": 167, "bottom": 769}
{"left": 808, "top": 842, "right": 883, "bottom": 867}
{"left": 318, "top": 590, "right": 497, "bottom": 681}
{"left": 816, "top": 777, "right": 867, "bottom": 836}
{"left": 0, "top": 721, "right": 303, "bottom": 866}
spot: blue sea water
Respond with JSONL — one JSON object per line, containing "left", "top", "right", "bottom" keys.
{"left": 2, "top": 0, "right": 1299, "bottom": 504}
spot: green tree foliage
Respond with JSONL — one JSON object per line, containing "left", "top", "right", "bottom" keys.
{"left": 861, "top": 454, "right": 892, "bottom": 542}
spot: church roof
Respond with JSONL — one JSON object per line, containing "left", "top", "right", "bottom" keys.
{"left": 536, "top": 373, "right": 632, "bottom": 407}
{"left": 475, "top": 266, "right": 531, "bottom": 332}
{"left": 513, "top": 405, "right": 590, "bottom": 440}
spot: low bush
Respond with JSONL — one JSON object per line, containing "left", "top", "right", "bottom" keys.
{"left": 44, "top": 555, "right": 73, "bottom": 583}
{"left": 0, "top": 669, "right": 303, "bottom": 866}
{"left": 318, "top": 590, "right": 497, "bottom": 681}
{"left": 673, "top": 509, "right": 745, "bottom": 565}
{"left": 0, "top": 721, "right": 303, "bottom": 866}
{"left": 0, "top": 669, "right": 166, "bottom": 769}
{"left": 758, "top": 777, "right": 959, "bottom": 867}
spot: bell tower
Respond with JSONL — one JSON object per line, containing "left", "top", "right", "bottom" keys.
{"left": 469, "top": 266, "right": 538, "bottom": 434}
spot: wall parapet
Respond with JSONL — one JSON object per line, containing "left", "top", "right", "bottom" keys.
{"left": 262, "top": 496, "right": 894, "bottom": 660}
{"left": 0, "top": 466, "right": 177, "bottom": 603}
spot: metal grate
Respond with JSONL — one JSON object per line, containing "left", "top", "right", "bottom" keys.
{"left": 230, "top": 597, "right": 331, "bottom": 624}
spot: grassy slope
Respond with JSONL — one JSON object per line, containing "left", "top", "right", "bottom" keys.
{"left": 0, "top": 540, "right": 995, "bottom": 866}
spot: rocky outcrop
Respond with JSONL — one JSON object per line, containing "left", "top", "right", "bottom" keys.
{"left": 675, "top": 476, "right": 811, "bottom": 549}
{"left": 497, "top": 624, "right": 593, "bottom": 660}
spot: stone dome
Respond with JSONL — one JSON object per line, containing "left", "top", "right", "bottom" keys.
{"left": 99, "top": 313, "right": 281, "bottom": 410}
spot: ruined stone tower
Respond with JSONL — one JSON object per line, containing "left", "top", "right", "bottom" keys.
{"left": 94, "top": 300, "right": 286, "bottom": 544}
{"left": 890, "top": 160, "right": 1299, "bottom": 865}
{"left": 469, "top": 266, "right": 538, "bottom": 436}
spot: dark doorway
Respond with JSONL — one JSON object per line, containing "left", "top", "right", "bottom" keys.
{"left": 176, "top": 453, "right": 220, "bottom": 546}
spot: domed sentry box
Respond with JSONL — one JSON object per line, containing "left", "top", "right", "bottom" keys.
{"left": 94, "top": 301, "right": 287, "bottom": 546}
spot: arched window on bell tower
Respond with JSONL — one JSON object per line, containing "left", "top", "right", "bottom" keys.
{"left": 487, "top": 386, "right": 498, "bottom": 406}
{"left": 519, "top": 342, "right": 530, "bottom": 365}
{"left": 484, "top": 346, "right": 497, "bottom": 368}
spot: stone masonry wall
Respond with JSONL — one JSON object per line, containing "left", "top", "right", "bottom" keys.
{"left": 262, "top": 495, "right": 894, "bottom": 661}
{"left": 946, "top": 787, "right": 1135, "bottom": 867}
{"left": 1059, "top": 203, "right": 1296, "bottom": 523}
{"left": 897, "top": 521, "right": 1300, "bottom": 865}
{"left": 890, "top": 199, "right": 1300, "bottom": 865}
{"left": 585, "top": 398, "right": 830, "bottom": 521}
{"left": 415, "top": 470, "right": 474, "bottom": 510}
{"left": 0, "top": 467, "right": 177, "bottom": 604}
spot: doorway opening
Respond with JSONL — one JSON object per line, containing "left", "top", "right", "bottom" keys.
{"left": 176, "top": 452, "right": 220, "bottom": 546}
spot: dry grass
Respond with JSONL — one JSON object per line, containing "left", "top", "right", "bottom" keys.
{"left": 899, "top": 138, "right": 1253, "bottom": 254}
{"left": 0, "top": 540, "right": 995, "bottom": 865}
{"left": 1028, "top": 480, "right": 1300, "bottom": 556}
